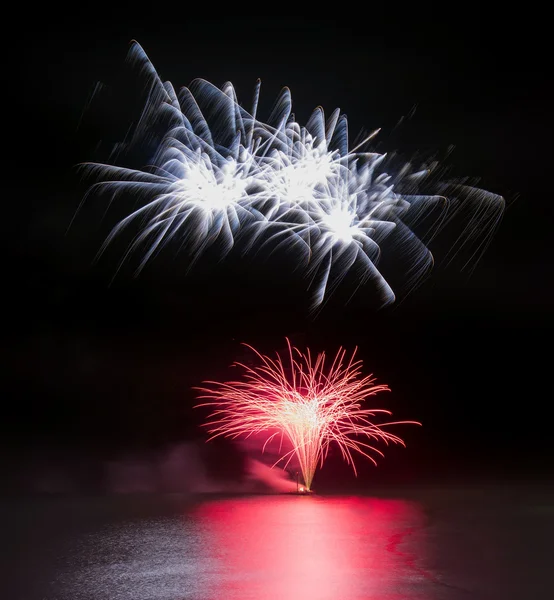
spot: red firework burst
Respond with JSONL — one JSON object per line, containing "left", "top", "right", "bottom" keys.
{"left": 195, "top": 340, "right": 420, "bottom": 491}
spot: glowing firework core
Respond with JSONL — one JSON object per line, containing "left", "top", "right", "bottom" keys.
{"left": 321, "top": 206, "right": 358, "bottom": 242}
{"left": 178, "top": 161, "right": 248, "bottom": 210}
{"left": 196, "top": 341, "right": 420, "bottom": 491}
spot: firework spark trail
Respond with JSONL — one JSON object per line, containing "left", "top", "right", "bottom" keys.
{"left": 78, "top": 41, "right": 505, "bottom": 307}
{"left": 85, "top": 141, "right": 269, "bottom": 274}
{"left": 195, "top": 340, "right": 420, "bottom": 491}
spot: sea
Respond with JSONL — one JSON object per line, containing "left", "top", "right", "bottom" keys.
{"left": 3, "top": 485, "right": 553, "bottom": 599}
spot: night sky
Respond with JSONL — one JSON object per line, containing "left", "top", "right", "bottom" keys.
{"left": 4, "top": 13, "right": 553, "bottom": 492}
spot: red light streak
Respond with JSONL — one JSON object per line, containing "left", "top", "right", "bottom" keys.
{"left": 196, "top": 340, "right": 420, "bottom": 490}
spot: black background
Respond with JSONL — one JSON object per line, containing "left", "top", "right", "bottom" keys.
{"left": 3, "top": 11, "right": 552, "bottom": 492}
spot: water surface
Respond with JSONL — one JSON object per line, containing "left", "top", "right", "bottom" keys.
{"left": 4, "top": 486, "right": 553, "bottom": 599}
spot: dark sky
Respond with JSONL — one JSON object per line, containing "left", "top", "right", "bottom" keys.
{"left": 4, "top": 13, "right": 553, "bottom": 487}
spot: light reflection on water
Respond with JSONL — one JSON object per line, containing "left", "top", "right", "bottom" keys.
{"left": 46, "top": 496, "right": 437, "bottom": 600}
{"left": 6, "top": 488, "right": 554, "bottom": 599}
{"left": 193, "top": 496, "right": 433, "bottom": 599}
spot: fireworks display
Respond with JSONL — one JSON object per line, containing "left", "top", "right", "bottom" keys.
{"left": 195, "top": 340, "right": 420, "bottom": 491}
{"left": 79, "top": 41, "right": 504, "bottom": 309}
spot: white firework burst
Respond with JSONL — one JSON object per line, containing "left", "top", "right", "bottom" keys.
{"left": 76, "top": 41, "right": 505, "bottom": 307}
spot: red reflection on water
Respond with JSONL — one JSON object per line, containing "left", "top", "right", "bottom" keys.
{"left": 192, "top": 495, "right": 433, "bottom": 600}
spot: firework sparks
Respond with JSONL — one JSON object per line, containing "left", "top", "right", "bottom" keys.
{"left": 83, "top": 141, "right": 267, "bottom": 273}
{"left": 78, "top": 41, "right": 504, "bottom": 308}
{"left": 195, "top": 340, "right": 420, "bottom": 491}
